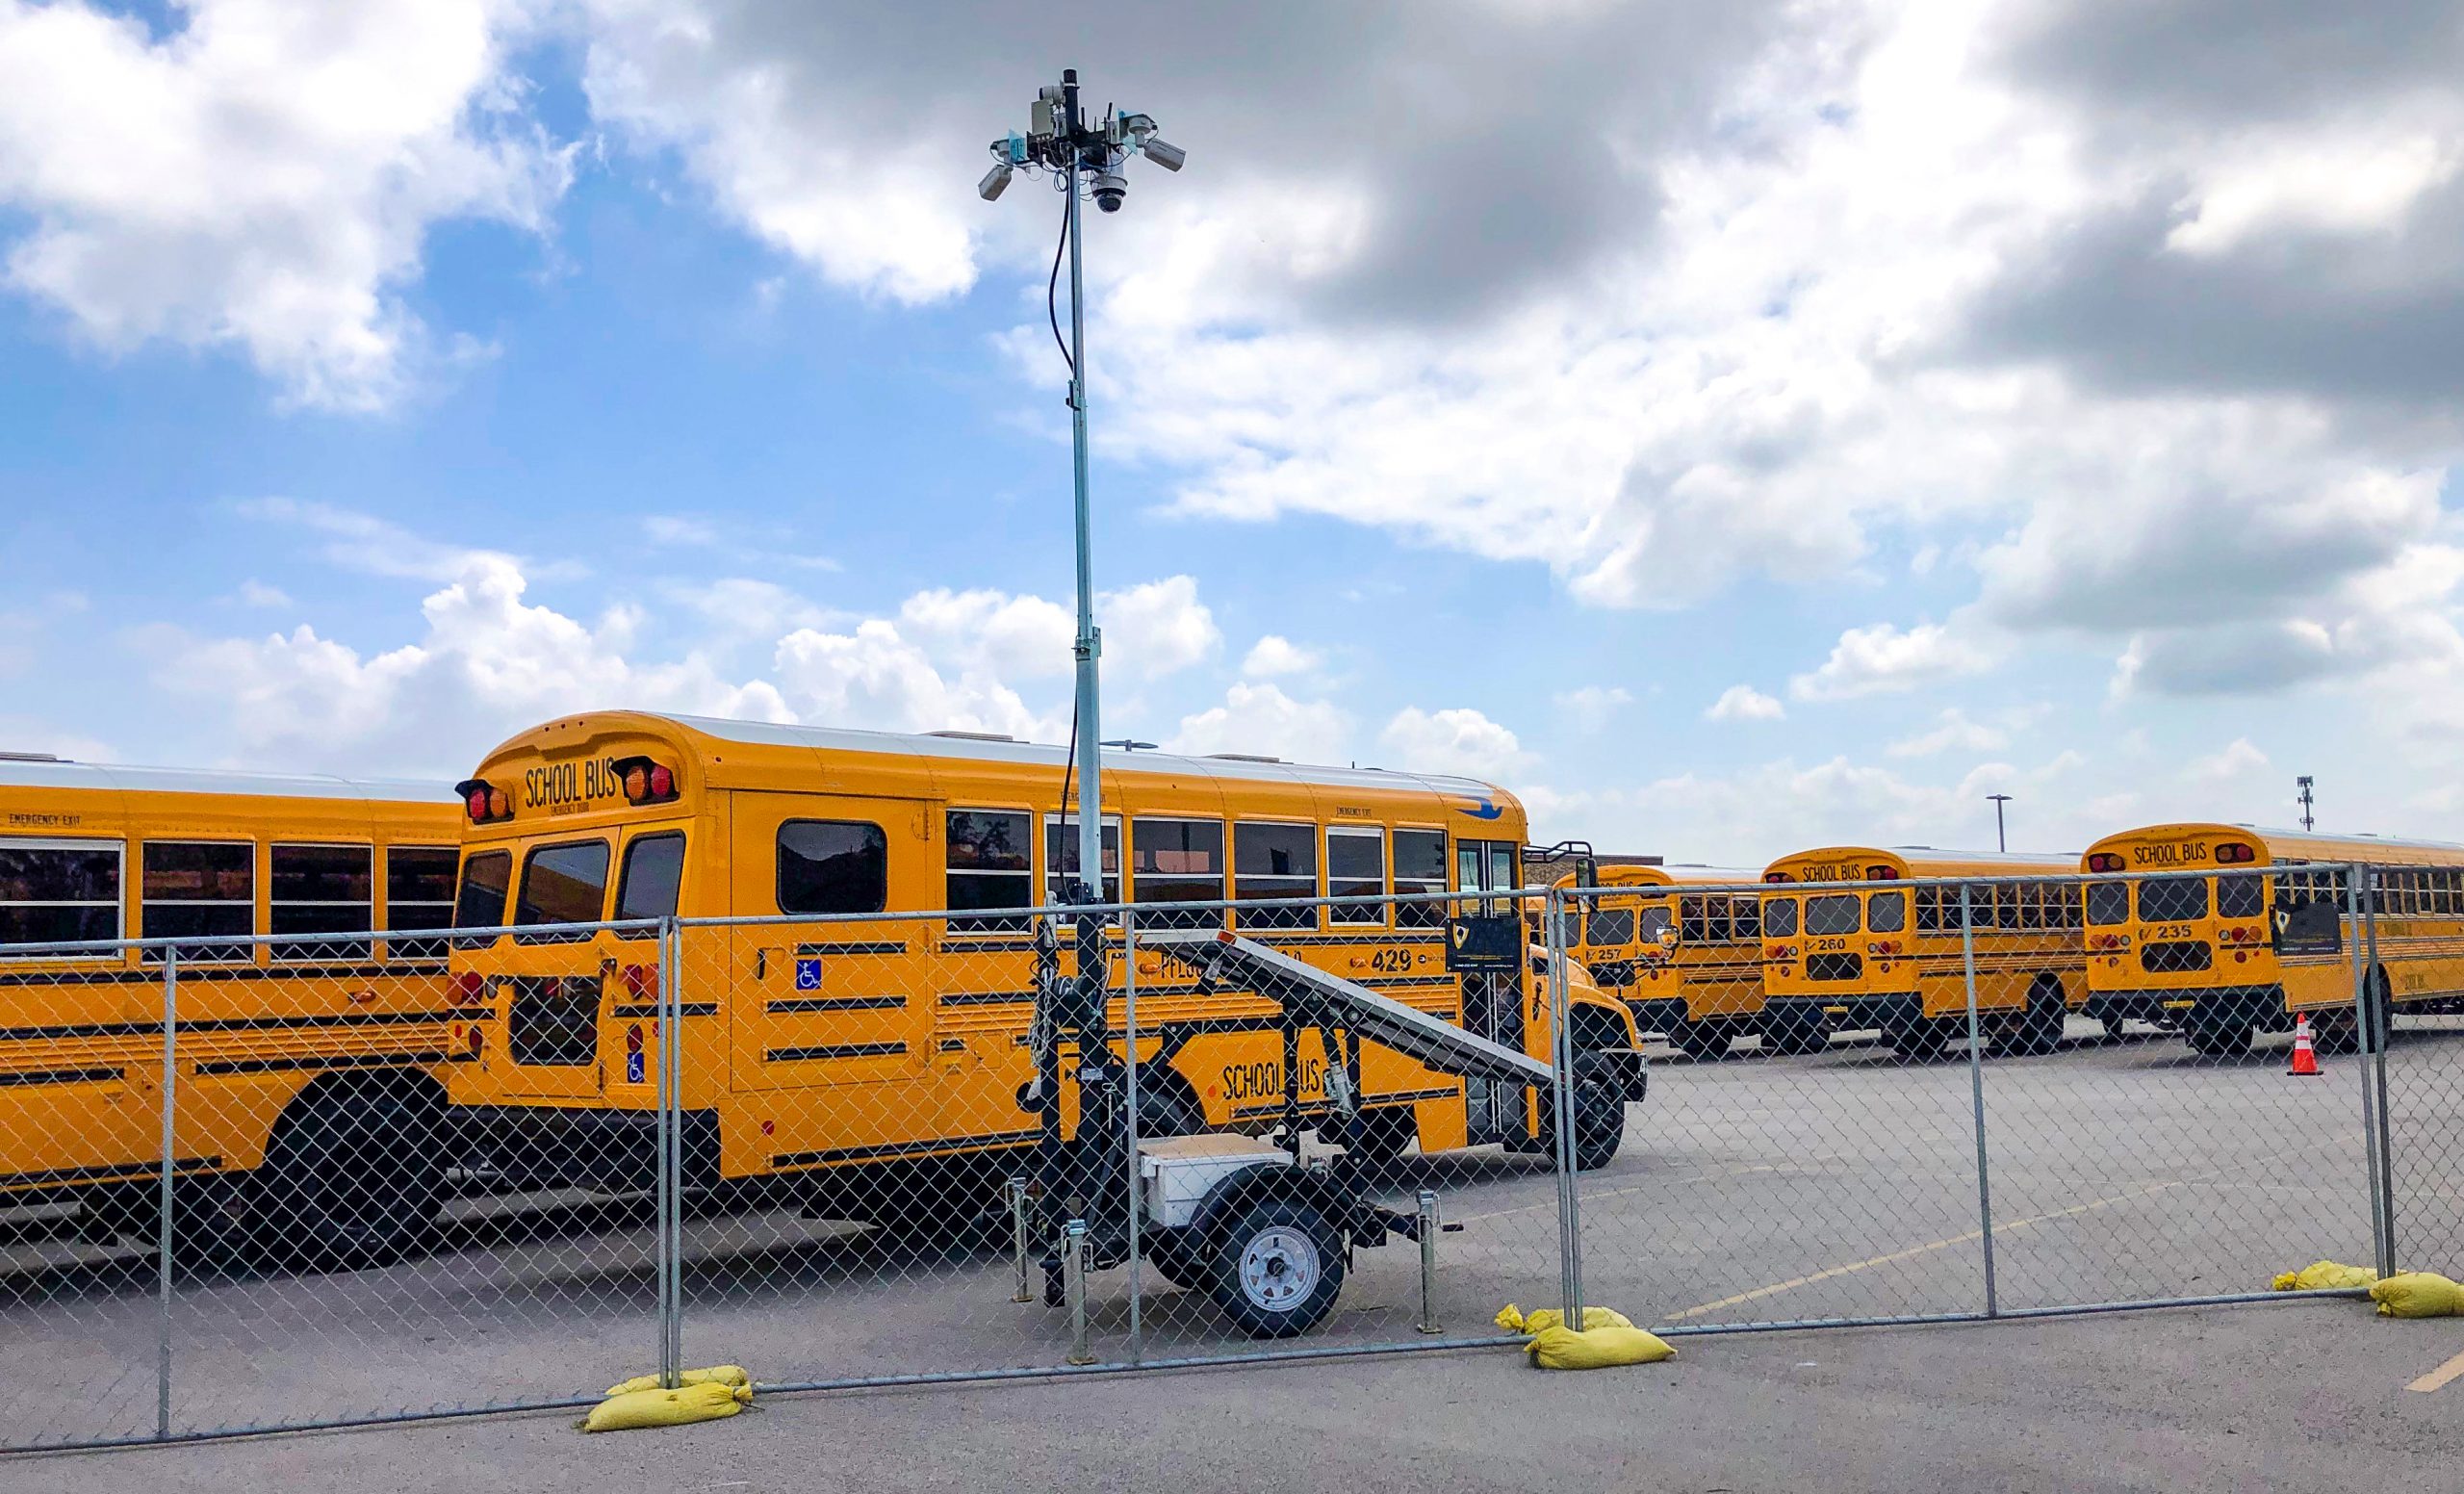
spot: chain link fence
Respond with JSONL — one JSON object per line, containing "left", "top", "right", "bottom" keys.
{"left": 3, "top": 867, "right": 2456, "bottom": 1451}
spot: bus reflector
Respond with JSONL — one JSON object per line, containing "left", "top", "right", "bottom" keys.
{"left": 451, "top": 971, "right": 485, "bottom": 1001}
{"left": 623, "top": 964, "right": 654, "bottom": 998}
{"left": 2087, "top": 853, "right": 2123, "bottom": 873}
{"left": 2217, "top": 842, "right": 2256, "bottom": 864}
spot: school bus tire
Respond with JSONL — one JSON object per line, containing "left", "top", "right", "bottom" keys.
{"left": 1886, "top": 1017, "right": 1949, "bottom": 1062}
{"left": 1997, "top": 977, "right": 2068, "bottom": 1057}
{"left": 2184, "top": 1016, "right": 2253, "bottom": 1058}
{"left": 254, "top": 1072, "right": 448, "bottom": 1271}
{"left": 1670, "top": 1019, "right": 1731, "bottom": 1060}
{"left": 2100, "top": 1014, "right": 2127, "bottom": 1040}
{"left": 2312, "top": 1006, "right": 2361, "bottom": 1057}
{"left": 1206, "top": 1196, "right": 1347, "bottom": 1338}
{"left": 1346, "top": 1105, "right": 1419, "bottom": 1168}
{"left": 1764, "top": 1005, "right": 1831, "bottom": 1056}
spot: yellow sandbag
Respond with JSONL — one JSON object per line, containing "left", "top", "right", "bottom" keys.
{"left": 2370, "top": 1273, "right": 2464, "bottom": 1318}
{"left": 605, "top": 1365, "right": 751, "bottom": 1397}
{"left": 2271, "top": 1261, "right": 2378, "bottom": 1292}
{"left": 1494, "top": 1303, "right": 1635, "bottom": 1334}
{"left": 1523, "top": 1324, "right": 1677, "bottom": 1370}
{"left": 581, "top": 1381, "right": 753, "bottom": 1432}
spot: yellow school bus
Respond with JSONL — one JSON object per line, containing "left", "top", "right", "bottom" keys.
{"left": 1559, "top": 865, "right": 1766, "bottom": 1058}
{"left": 442, "top": 712, "right": 1646, "bottom": 1216}
{"left": 0, "top": 757, "right": 461, "bottom": 1262}
{"left": 1758, "top": 846, "right": 2087, "bottom": 1059}
{"left": 2080, "top": 823, "right": 2464, "bottom": 1056}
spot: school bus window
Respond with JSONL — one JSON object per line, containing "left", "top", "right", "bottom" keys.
{"left": 0, "top": 839, "right": 122, "bottom": 954}
{"left": 1915, "top": 885, "right": 1947, "bottom": 932}
{"left": 1762, "top": 895, "right": 1798, "bottom": 938}
{"left": 1393, "top": 828, "right": 1446, "bottom": 928}
{"left": 777, "top": 821, "right": 887, "bottom": 916}
{"left": 1868, "top": 889, "right": 1907, "bottom": 934}
{"left": 2138, "top": 876, "right": 2206, "bottom": 923}
{"left": 615, "top": 833, "right": 686, "bottom": 925}
{"left": 2086, "top": 881, "right": 2127, "bottom": 925}
{"left": 1705, "top": 895, "right": 1736, "bottom": 942}
{"left": 2016, "top": 882, "right": 2047, "bottom": 931}
{"left": 1732, "top": 897, "right": 1761, "bottom": 940}
{"left": 385, "top": 845, "right": 457, "bottom": 959}
{"left": 141, "top": 840, "right": 254, "bottom": 963}
{"left": 2217, "top": 869, "right": 2265, "bottom": 920}
{"left": 1235, "top": 821, "right": 1317, "bottom": 930}
{"left": 1586, "top": 903, "right": 1634, "bottom": 947}
{"left": 1993, "top": 884, "right": 2022, "bottom": 931}
{"left": 454, "top": 849, "right": 513, "bottom": 943}
{"left": 1636, "top": 901, "right": 1674, "bottom": 943}
{"left": 270, "top": 843, "right": 373, "bottom": 961}
{"left": 515, "top": 839, "right": 611, "bottom": 941}
{"left": 1133, "top": 817, "right": 1225, "bottom": 930}
{"left": 1806, "top": 893, "right": 1859, "bottom": 936}
{"left": 1043, "top": 814, "right": 1120, "bottom": 907}
{"left": 1326, "top": 826, "right": 1386, "bottom": 927}
{"left": 1679, "top": 895, "right": 1705, "bottom": 941}
{"left": 947, "top": 811, "right": 1034, "bottom": 932}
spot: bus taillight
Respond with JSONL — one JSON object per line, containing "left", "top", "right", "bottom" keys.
{"left": 612, "top": 756, "right": 679, "bottom": 807}
{"left": 1866, "top": 865, "right": 1899, "bottom": 880}
{"left": 2216, "top": 842, "right": 2256, "bottom": 864}
{"left": 1764, "top": 872, "right": 1793, "bottom": 884}
{"left": 622, "top": 964, "right": 655, "bottom": 998}
{"left": 2086, "top": 853, "right": 2123, "bottom": 873}
{"left": 455, "top": 779, "right": 512, "bottom": 824}
{"left": 451, "top": 971, "right": 485, "bottom": 1002}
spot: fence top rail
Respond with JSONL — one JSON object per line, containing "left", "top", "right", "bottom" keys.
{"left": 1549, "top": 862, "right": 2370, "bottom": 899}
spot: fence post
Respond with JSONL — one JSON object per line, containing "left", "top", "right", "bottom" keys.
{"left": 1121, "top": 909, "right": 1142, "bottom": 1366}
{"left": 2363, "top": 874, "right": 2398, "bottom": 1271}
{"left": 2349, "top": 864, "right": 2394, "bottom": 1279}
{"left": 656, "top": 915, "right": 680, "bottom": 1386}
{"left": 157, "top": 946, "right": 176, "bottom": 1442}
{"left": 1959, "top": 883, "right": 1998, "bottom": 1319}
{"left": 1548, "top": 889, "right": 1584, "bottom": 1329}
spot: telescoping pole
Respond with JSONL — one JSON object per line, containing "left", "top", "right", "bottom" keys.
{"left": 1064, "top": 75, "right": 1105, "bottom": 922}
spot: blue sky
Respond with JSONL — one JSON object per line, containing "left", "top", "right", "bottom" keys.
{"left": 3, "top": 0, "right": 2459, "bottom": 864}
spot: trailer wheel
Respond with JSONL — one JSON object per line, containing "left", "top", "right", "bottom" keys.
{"left": 1208, "top": 1198, "right": 1346, "bottom": 1338}
{"left": 256, "top": 1079, "right": 446, "bottom": 1270}
{"left": 1140, "top": 1231, "right": 1206, "bottom": 1291}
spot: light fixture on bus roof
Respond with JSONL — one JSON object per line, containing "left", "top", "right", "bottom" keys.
{"left": 611, "top": 756, "right": 679, "bottom": 807}
{"left": 454, "top": 779, "right": 512, "bottom": 824}
{"left": 1101, "top": 738, "right": 1157, "bottom": 752}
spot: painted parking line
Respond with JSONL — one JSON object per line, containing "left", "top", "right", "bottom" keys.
{"left": 1665, "top": 1133, "right": 2358, "bottom": 1322}
{"left": 2405, "top": 1349, "right": 2464, "bottom": 1394}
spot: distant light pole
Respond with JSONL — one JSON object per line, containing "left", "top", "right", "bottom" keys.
{"left": 2297, "top": 775, "right": 2315, "bottom": 832}
{"left": 1988, "top": 793, "right": 2012, "bottom": 853}
{"left": 980, "top": 69, "right": 1183, "bottom": 907}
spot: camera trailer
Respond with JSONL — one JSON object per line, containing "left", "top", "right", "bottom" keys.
{"left": 1027, "top": 926, "right": 1553, "bottom": 1340}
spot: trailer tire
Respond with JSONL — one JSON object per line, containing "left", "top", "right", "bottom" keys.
{"left": 1141, "top": 1232, "right": 1206, "bottom": 1291}
{"left": 1208, "top": 1197, "right": 1346, "bottom": 1338}
{"left": 255, "top": 1077, "right": 446, "bottom": 1271}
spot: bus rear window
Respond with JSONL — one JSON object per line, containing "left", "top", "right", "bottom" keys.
{"left": 2216, "top": 871, "right": 2265, "bottom": 920}
{"left": 1585, "top": 904, "right": 1635, "bottom": 947}
{"left": 454, "top": 850, "right": 512, "bottom": 937}
{"left": 1806, "top": 894, "right": 1860, "bottom": 936}
{"left": 1867, "top": 890, "right": 1907, "bottom": 934}
{"left": 2086, "top": 881, "right": 2128, "bottom": 925}
{"left": 616, "top": 834, "right": 686, "bottom": 923}
{"left": 516, "top": 841, "right": 609, "bottom": 938}
{"left": 2138, "top": 877, "right": 2207, "bottom": 923}
{"left": 1762, "top": 897, "right": 1798, "bottom": 938}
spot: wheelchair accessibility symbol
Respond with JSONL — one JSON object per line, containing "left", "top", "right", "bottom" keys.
{"left": 794, "top": 957, "right": 822, "bottom": 991}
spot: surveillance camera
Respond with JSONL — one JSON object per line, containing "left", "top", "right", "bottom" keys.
{"left": 1091, "top": 170, "right": 1127, "bottom": 212}
{"left": 978, "top": 162, "right": 1014, "bottom": 202}
{"left": 1142, "top": 137, "right": 1186, "bottom": 172}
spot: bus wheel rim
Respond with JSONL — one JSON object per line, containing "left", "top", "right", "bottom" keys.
{"left": 1237, "top": 1226, "right": 1321, "bottom": 1310}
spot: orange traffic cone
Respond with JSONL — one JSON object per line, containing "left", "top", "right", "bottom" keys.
{"left": 2287, "top": 1014, "right": 2323, "bottom": 1077}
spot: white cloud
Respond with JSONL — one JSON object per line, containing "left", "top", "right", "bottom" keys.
{"left": 1888, "top": 707, "right": 2009, "bottom": 758}
{"left": 235, "top": 496, "right": 536, "bottom": 585}
{"left": 1704, "top": 683, "right": 1784, "bottom": 722}
{"left": 2185, "top": 737, "right": 2269, "bottom": 785}
{"left": 773, "top": 619, "right": 1050, "bottom": 742}
{"left": 1243, "top": 635, "right": 1324, "bottom": 680}
{"left": 1167, "top": 682, "right": 1352, "bottom": 766}
{"left": 235, "top": 580, "right": 293, "bottom": 609}
{"left": 1555, "top": 684, "right": 1633, "bottom": 728}
{"left": 1790, "top": 622, "right": 1992, "bottom": 702}
{"left": 1097, "top": 575, "right": 1222, "bottom": 680}
{"left": 0, "top": 0, "right": 570, "bottom": 409}
{"left": 1377, "top": 707, "right": 1528, "bottom": 780}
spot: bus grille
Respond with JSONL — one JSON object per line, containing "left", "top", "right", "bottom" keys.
{"left": 508, "top": 977, "right": 602, "bottom": 1067}
{"left": 1807, "top": 953, "right": 1863, "bottom": 982}
{"left": 2140, "top": 941, "right": 2213, "bottom": 974}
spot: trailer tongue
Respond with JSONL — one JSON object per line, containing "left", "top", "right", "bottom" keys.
{"left": 1024, "top": 927, "right": 1575, "bottom": 1339}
